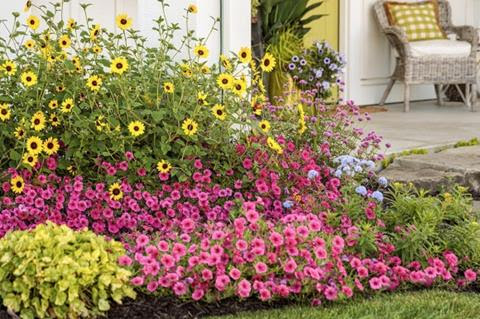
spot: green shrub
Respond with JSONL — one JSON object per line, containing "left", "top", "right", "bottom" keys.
{"left": 381, "top": 184, "right": 480, "bottom": 267}
{"left": 0, "top": 222, "right": 135, "bottom": 319}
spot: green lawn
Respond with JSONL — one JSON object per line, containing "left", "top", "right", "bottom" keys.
{"left": 210, "top": 290, "right": 480, "bottom": 319}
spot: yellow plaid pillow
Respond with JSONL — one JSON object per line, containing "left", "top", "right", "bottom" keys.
{"left": 385, "top": 0, "right": 446, "bottom": 41}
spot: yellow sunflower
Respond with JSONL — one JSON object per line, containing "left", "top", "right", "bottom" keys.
{"left": 232, "top": 79, "right": 247, "bottom": 96}
{"left": 267, "top": 137, "right": 283, "bottom": 154}
{"left": 217, "top": 73, "right": 233, "bottom": 90}
{"left": 43, "top": 137, "right": 60, "bottom": 155}
{"left": 201, "top": 65, "right": 210, "bottom": 74}
{"left": 90, "top": 24, "right": 101, "bottom": 41}
{"left": 21, "top": 71, "right": 37, "bottom": 87}
{"left": 22, "top": 153, "right": 38, "bottom": 168}
{"left": 95, "top": 116, "right": 107, "bottom": 132}
{"left": 163, "top": 82, "right": 175, "bottom": 94}
{"left": 2, "top": 60, "right": 16, "bottom": 76}
{"left": 259, "top": 120, "right": 271, "bottom": 133}
{"left": 61, "top": 98, "right": 74, "bottom": 113}
{"left": 238, "top": 47, "right": 252, "bottom": 64}
{"left": 14, "top": 126, "right": 26, "bottom": 139}
{"left": 11, "top": 176, "right": 25, "bottom": 194}
{"left": 181, "top": 64, "right": 192, "bottom": 78}
{"left": 48, "top": 100, "right": 58, "bottom": 109}
{"left": 157, "top": 160, "right": 172, "bottom": 173}
{"left": 67, "top": 18, "right": 76, "bottom": 30}
{"left": 56, "top": 85, "right": 65, "bottom": 93}
{"left": 26, "top": 15, "right": 40, "bottom": 31}
{"left": 197, "top": 91, "right": 208, "bottom": 106}
{"left": 194, "top": 45, "right": 209, "bottom": 59}
{"left": 92, "top": 45, "right": 102, "bottom": 54}
{"left": 116, "top": 14, "right": 132, "bottom": 30}
{"left": 0, "top": 104, "right": 11, "bottom": 121}
{"left": 211, "top": 104, "right": 226, "bottom": 121}
{"left": 31, "top": 111, "right": 46, "bottom": 131}
{"left": 128, "top": 121, "right": 145, "bottom": 137}
{"left": 23, "top": 1, "right": 32, "bottom": 12}
{"left": 220, "top": 55, "right": 232, "bottom": 70}
{"left": 187, "top": 4, "right": 198, "bottom": 13}
{"left": 86, "top": 75, "right": 102, "bottom": 92}
{"left": 110, "top": 57, "right": 128, "bottom": 75}
{"left": 260, "top": 53, "right": 276, "bottom": 73}
{"left": 49, "top": 113, "right": 60, "bottom": 127}
{"left": 109, "top": 182, "right": 123, "bottom": 201}
{"left": 182, "top": 118, "right": 198, "bottom": 136}
{"left": 58, "top": 35, "right": 71, "bottom": 49}
{"left": 24, "top": 39, "right": 35, "bottom": 50}
{"left": 26, "top": 136, "right": 43, "bottom": 155}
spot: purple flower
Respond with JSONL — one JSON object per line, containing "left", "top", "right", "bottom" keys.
{"left": 323, "top": 57, "right": 331, "bottom": 65}
{"left": 288, "top": 63, "right": 296, "bottom": 70}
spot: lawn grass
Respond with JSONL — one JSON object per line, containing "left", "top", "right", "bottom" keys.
{"left": 210, "top": 290, "right": 480, "bottom": 319}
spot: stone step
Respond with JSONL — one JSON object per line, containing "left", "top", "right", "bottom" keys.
{"left": 381, "top": 146, "right": 480, "bottom": 196}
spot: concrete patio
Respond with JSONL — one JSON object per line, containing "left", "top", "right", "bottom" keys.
{"left": 363, "top": 100, "right": 480, "bottom": 153}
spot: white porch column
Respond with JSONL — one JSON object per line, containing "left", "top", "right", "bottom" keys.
{"left": 221, "top": 0, "right": 251, "bottom": 55}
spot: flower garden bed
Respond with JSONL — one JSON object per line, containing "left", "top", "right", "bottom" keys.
{"left": 0, "top": 2, "right": 479, "bottom": 319}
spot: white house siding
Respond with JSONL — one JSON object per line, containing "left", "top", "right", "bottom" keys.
{"left": 0, "top": 0, "right": 251, "bottom": 62}
{"left": 340, "top": 0, "right": 479, "bottom": 106}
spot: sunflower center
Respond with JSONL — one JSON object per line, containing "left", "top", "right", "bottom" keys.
{"left": 34, "top": 119, "right": 40, "bottom": 125}
{"left": 241, "top": 53, "right": 247, "bottom": 58}
{"left": 6, "top": 66, "right": 11, "bottom": 71}
{"left": 134, "top": 126, "right": 139, "bottom": 131}
{"left": 1, "top": 110, "right": 6, "bottom": 115}
{"left": 31, "top": 142, "right": 37, "bottom": 149}
{"left": 162, "top": 164, "right": 168, "bottom": 169}
{"left": 261, "top": 124, "right": 266, "bottom": 129}
{"left": 198, "top": 50, "right": 204, "bottom": 55}
{"left": 236, "top": 85, "right": 241, "bottom": 90}
{"left": 29, "top": 20, "right": 35, "bottom": 25}
{"left": 62, "top": 41, "right": 67, "bottom": 45}
{"left": 47, "top": 143, "right": 54, "bottom": 149}
{"left": 92, "top": 80, "right": 97, "bottom": 86}
{"left": 28, "top": 156, "right": 33, "bottom": 162}
{"left": 116, "top": 63, "right": 123, "bottom": 69}
{"left": 264, "top": 59, "right": 270, "bottom": 67}
{"left": 26, "top": 76, "right": 32, "bottom": 82}
{"left": 217, "top": 110, "right": 223, "bottom": 115}
{"left": 222, "top": 79, "right": 228, "bottom": 84}
{"left": 16, "top": 181, "right": 22, "bottom": 187}
{"left": 112, "top": 189, "right": 120, "bottom": 195}
{"left": 121, "top": 19, "right": 127, "bottom": 25}
{"left": 187, "top": 124, "right": 193, "bottom": 130}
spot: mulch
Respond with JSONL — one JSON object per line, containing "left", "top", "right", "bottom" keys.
{"left": 106, "top": 294, "right": 298, "bottom": 319}
{"left": 0, "top": 294, "right": 299, "bottom": 319}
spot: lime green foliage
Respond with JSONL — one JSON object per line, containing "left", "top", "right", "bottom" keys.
{"left": 382, "top": 184, "right": 480, "bottom": 267}
{"left": 267, "top": 29, "right": 303, "bottom": 98}
{"left": 454, "top": 138, "right": 479, "bottom": 148}
{"left": 252, "top": 0, "right": 261, "bottom": 18}
{"left": 0, "top": 222, "right": 135, "bottom": 319}
{"left": 210, "top": 290, "right": 480, "bottom": 319}
{"left": 381, "top": 148, "right": 428, "bottom": 169}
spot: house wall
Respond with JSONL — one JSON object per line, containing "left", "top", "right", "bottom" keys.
{"left": 340, "top": 0, "right": 478, "bottom": 106}
{"left": 0, "top": 0, "right": 250, "bottom": 62}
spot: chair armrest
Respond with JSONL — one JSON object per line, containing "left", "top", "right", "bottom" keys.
{"left": 383, "top": 26, "right": 412, "bottom": 57}
{"left": 446, "top": 25, "right": 478, "bottom": 56}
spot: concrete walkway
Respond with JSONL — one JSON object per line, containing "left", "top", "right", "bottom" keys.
{"left": 362, "top": 100, "right": 480, "bottom": 153}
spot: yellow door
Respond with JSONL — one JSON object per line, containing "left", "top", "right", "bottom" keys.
{"left": 304, "top": 0, "right": 339, "bottom": 50}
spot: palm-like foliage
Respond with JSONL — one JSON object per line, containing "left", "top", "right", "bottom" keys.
{"left": 260, "top": 0, "right": 325, "bottom": 44}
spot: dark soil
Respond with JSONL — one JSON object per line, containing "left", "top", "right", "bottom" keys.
{"left": 106, "top": 293, "right": 298, "bottom": 319}
{"left": 0, "top": 294, "right": 297, "bottom": 319}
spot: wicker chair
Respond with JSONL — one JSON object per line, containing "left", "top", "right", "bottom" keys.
{"left": 373, "top": 0, "right": 478, "bottom": 112}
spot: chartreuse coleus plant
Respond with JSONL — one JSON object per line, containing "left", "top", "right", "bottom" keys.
{"left": 0, "top": 222, "right": 136, "bottom": 319}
